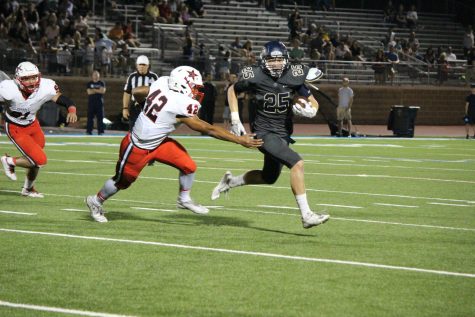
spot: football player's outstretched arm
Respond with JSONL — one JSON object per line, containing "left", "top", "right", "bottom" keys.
{"left": 179, "top": 116, "right": 263, "bottom": 149}
{"left": 227, "top": 84, "right": 247, "bottom": 136}
{"left": 52, "top": 93, "right": 78, "bottom": 123}
{"left": 132, "top": 86, "right": 150, "bottom": 104}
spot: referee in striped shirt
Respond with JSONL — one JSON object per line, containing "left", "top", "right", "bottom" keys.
{"left": 122, "top": 55, "right": 159, "bottom": 130}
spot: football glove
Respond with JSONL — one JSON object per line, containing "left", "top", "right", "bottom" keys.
{"left": 230, "top": 112, "right": 246, "bottom": 136}
{"left": 292, "top": 99, "right": 317, "bottom": 118}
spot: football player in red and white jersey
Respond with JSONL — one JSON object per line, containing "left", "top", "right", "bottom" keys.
{"left": 0, "top": 62, "right": 78, "bottom": 197}
{"left": 85, "top": 66, "right": 263, "bottom": 222}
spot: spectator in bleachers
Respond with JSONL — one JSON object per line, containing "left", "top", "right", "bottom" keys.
{"left": 446, "top": 46, "right": 457, "bottom": 62}
{"left": 302, "top": 23, "right": 318, "bottom": 45}
{"left": 216, "top": 44, "right": 231, "bottom": 80}
{"left": 289, "top": 38, "right": 305, "bottom": 63}
{"left": 230, "top": 36, "right": 242, "bottom": 50}
{"left": 395, "top": 4, "right": 406, "bottom": 28}
{"left": 406, "top": 5, "right": 418, "bottom": 30}
{"left": 185, "top": 0, "right": 204, "bottom": 18}
{"left": 287, "top": 8, "right": 303, "bottom": 41}
{"left": 108, "top": 21, "right": 124, "bottom": 43}
{"left": 399, "top": 41, "right": 413, "bottom": 61}
{"left": 145, "top": 0, "right": 162, "bottom": 23}
{"left": 323, "top": 42, "right": 335, "bottom": 61}
{"left": 179, "top": 4, "right": 192, "bottom": 26}
{"left": 99, "top": 45, "right": 113, "bottom": 77}
{"left": 349, "top": 40, "right": 364, "bottom": 62}
{"left": 463, "top": 26, "right": 474, "bottom": 58}
{"left": 158, "top": 0, "right": 174, "bottom": 23}
{"left": 436, "top": 53, "right": 449, "bottom": 85}
{"left": 56, "top": 44, "right": 72, "bottom": 75}
{"left": 45, "top": 14, "right": 60, "bottom": 44}
{"left": 309, "top": 32, "right": 325, "bottom": 57}
{"left": 385, "top": 45, "right": 399, "bottom": 84}
{"left": 116, "top": 42, "right": 131, "bottom": 75}
{"left": 84, "top": 36, "right": 95, "bottom": 76}
{"left": 75, "top": 0, "right": 90, "bottom": 17}
{"left": 241, "top": 40, "right": 255, "bottom": 64}
{"left": 182, "top": 30, "right": 194, "bottom": 60}
{"left": 383, "top": 0, "right": 395, "bottom": 24}
{"left": 25, "top": 3, "right": 39, "bottom": 37}
{"left": 465, "top": 47, "right": 475, "bottom": 85}
{"left": 58, "top": 0, "right": 74, "bottom": 19}
{"left": 71, "top": 39, "right": 84, "bottom": 76}
{"left": 423, "top": 46, "right": 436, "bottom": 66}
{"left": 123, "top": 20, "right": 140, "bottom": 47}
{"left": 335, "top": 42, "right": 352, "bottom": 61}
{"left": 407, "top": 31, "right": 420, "bottom": 53}
{"left": 373, "top": 49, "right": 387, "bottom": 84}
{"left": 0, "top": 20, "right": 9, "bottom": 39}
{"left": 74, "top": 15, "right": 89, "bottom": 37}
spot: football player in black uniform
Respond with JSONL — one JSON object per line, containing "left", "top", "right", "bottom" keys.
{"left": 211, "top": 40, "right": 330, "bottom": 229}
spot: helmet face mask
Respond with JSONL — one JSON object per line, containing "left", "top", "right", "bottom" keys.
{"left": 260, "top": 41, "right": 289, "bottom": 78}
{"left": 168, "top": 66, "right": 204, "bottom": 103}
{"left": 15, "top": 62, "right": 41, "bottom": 94}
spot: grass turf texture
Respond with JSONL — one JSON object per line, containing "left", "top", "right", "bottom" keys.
{"left": 0, "top": 135, "right": 474, "bottom": 317}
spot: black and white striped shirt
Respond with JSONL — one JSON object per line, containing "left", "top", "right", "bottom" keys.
{"left": 124, "top": 71, "right": 159, "bottom": 103}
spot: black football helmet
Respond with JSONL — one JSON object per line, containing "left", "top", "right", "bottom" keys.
{"left": 260, "top": 41, "right": 289, "bottom": 78}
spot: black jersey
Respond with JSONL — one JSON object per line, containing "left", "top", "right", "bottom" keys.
{"left": 234, "top": 64, "right": 311, "bottom": 137}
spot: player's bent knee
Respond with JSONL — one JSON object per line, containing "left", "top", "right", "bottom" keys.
{"left": 262, "top": 172, "right": 279, "bottom": 184}
{"left": 181, "top": 160, "right": 197, "bottom": 174}
{"left": 34, "top": 156, "right": 47, "bottom": 167}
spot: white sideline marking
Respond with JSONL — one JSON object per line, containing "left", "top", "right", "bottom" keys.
{"left": 0, "top": 210, "right": 36, "bottom": 216}
{"left": 131, "top": 207, "right": 177, "bottom": 212}
{"left": 333, "top": 216, "right": 475, "bottom": 232}
{"left": 317, "top": 204, "right": 363, "bottom": 209}
{"left": 374, "top": 203, "right": 419, "bottom": 208}
{"left": 258, "top": 205, "right": 298, "bottom": 210}
{"left": 428, "top": 202, "right": 471, "bottom": 207}
{"left": 63, "top": 208, "right": 85, "bottom": 212}
{"left": 1, "top": 228, "right": 474, "bottom": 278}
{"left": 222, "top": 207, "right": 475, "bottom": 232}
{"left": 0, "top": 300, "right": 136, "bottom": 317}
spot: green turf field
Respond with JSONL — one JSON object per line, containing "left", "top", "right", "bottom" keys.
{"left": 0, "top": 135, "right": 474, "bottom": 317}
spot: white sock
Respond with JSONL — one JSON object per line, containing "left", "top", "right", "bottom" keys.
{"left": 24, "top": 177, "right": 34, "bottom": 190}
{"left": 97, "top": 178, "right": 119, "bottom": 203}
{"left": 295, "top": 193, "right": 312, "bottom": 217}
{"left": 229, "top": 174, "right": 245, "bottom": 188}
{"left": 179, "top": 172, "right": 195, "bottom": 202}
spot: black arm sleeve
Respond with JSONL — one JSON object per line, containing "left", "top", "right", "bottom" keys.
{"left": 55, "top": 94, "right": 75, "bottom": 109}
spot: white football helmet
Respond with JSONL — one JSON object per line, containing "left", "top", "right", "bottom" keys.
{"left": 15, "top": 61, "right": 41, "bottom": 94}
{"left": 168, "top": 66, "right": 204, "bottom": 102}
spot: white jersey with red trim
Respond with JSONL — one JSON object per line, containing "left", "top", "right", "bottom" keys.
{"left": 0, "top": 78, "right": 58, "bottom": 126}
{"left": 131, "top": 76, "right": 201, "bottom": 150}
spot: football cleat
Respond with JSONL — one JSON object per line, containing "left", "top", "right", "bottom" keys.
{"left": 85, "top": 195, "right": 108, "bottom": 222}
{"left": 302, "top": 212, "right": 330, "bottom": 229}
{"left": 21, "top": 187, "right": 44, "bottom": 198}
{"left": 1, "top": 155, "right": 17, "bottom": 181}
{"left": 177, "top": 199, "right": 209, "bottom": 215}
{"left": 211, "top": 171, "right": 232, "bottom": 200}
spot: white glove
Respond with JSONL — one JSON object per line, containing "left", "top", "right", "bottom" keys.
{"left": 292, "top": 99, "right": 317, "bottom": 118}
{"left": 230, "top": 111, "right": 246, "bottom": 136}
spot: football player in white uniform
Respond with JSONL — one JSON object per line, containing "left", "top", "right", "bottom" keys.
{"left": 85, "top": 66, "right": 263, "bottom": 222}
{"left": 0, "top": 62, "right": 78, "bottom": 197}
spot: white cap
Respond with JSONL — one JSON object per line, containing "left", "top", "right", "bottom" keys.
{"left": 136, "top": 55, "right": 149, "bottom": 65}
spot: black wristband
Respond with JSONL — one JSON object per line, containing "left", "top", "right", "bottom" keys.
{"left": 56, "top": 94, "right": 74, "bottom": 109}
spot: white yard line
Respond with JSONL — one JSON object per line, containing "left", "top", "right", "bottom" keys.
{"left": 130, "top": 207, "right": 177, "bottom": 212}
{"left": 0, "top": 300, "right": 136, "bottom": 317}
{"left": 0, "top": 210, "right": 36, "bottom": 216}
{"left": 0, "top": 228, "right": 474, "bottom": 278}
{"left": 317, "top": 204, "right": 363, "bottom": 209}
{"left": 428, "top": 202, "right": 472, "bottom": 207}
{"left": 374, "top": 203, "right": 419, "bottom": 208}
